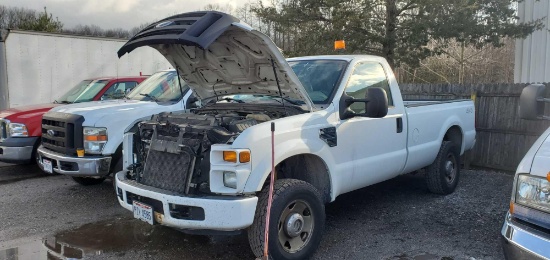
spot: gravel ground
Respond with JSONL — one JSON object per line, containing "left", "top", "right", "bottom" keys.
{"left": 0, "top": 165, "right": 513, "bottom": 260}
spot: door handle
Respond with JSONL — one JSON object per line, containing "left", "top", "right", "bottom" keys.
{"left": 396, "top": 117, "right": 403, "bottom": 133}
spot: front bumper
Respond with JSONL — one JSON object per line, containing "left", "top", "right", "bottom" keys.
{"left": 501, "top": 212, "right": 550, "bottom": 260}
{"left": 0, "top": 137, "right": 39, "bottom": 164}
{"left": 115, "top": 172, "right": 258, "bottom": 231}
{"left": 36, "top": 146, "right": 112, "bottom": 176}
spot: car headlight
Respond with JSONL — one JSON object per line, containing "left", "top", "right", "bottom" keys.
{"left": 515, "top": 174, "right": 550, "bottom": 214}
{"left": 8, "top": 123, "right": 28, "bottom": 137}
{"left": 83, "top": 127, "right": 107, "bottom": 154}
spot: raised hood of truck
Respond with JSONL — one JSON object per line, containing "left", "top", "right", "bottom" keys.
{"left": 117, "top": 11, "right": 314, "bottom": 110}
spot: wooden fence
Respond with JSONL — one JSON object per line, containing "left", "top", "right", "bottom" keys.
{"left": 400, "top": 83, "right": 550, "bottom": 172}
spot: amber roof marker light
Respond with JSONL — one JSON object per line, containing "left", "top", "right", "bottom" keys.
{"left": 334, "top": 40, "right": 346, "bottom": 50}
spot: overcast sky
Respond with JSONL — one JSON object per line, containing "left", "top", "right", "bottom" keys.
{"left": 0, "top": 0, "right": 240, "bottom": 30}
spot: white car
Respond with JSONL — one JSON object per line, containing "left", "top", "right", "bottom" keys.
{"left": 36, "top": 70, "right": 195, "bottom": 185}
{"left": 115, "top": 11, "right": 476, "bottom": 259}
{"left": 501, "top": 84, "right": 550, "bottom": 260}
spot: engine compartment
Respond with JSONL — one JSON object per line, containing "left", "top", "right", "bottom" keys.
{"left": 128, "top": 103, "right": 306, "bottom": 195}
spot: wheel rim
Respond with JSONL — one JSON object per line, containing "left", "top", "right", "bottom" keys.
{"left": 444, "top": 153, "right": 457, "bottom": 184}
{"left": 278, "top": 199, "right": 314, "bottom": 253}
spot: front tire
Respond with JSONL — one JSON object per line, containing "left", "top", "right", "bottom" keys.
{"left": 71, "top": 177, "right": 106, "bottom": 186}
{"left": 248, "top": 179, "right": 325, "bottom": 260}
{"left": 425, "top": 141, "right": 460, "bottom": 195}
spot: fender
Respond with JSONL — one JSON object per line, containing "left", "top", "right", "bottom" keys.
{"left": 236, "top": 109, "right": 341, "bottom": 201}
{"left": 243, "top": 137, "right": 340, "bottom": 201}
{"left": 437, "top": 115, "right": 465, "bottom": 154}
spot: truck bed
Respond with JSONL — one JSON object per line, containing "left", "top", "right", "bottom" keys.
{"left": 401, "top": 99, "right": 476, "bottom": 174}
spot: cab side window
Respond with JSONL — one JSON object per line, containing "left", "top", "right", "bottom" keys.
{"left": 102, "top": 81, "right": 138, "bottom": 100}
{"left": 345, "top": 62, "right": 393, "bottom": 113}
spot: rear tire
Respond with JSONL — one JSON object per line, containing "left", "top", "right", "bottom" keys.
{"left": 72, "top": 177, "right": 106, "bottom": 186}
{"left": 425, "top": 141, "right": 460, "bottom": 195}
{"left": 248, "top": 179, "right": 325, "bottom": 260}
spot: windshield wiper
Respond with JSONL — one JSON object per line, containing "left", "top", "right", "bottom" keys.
{"left": 268, "top": 96, "right": 303, "bottom": 106}
{"left": 281, "top": 97, "right": 304, "bottom": 106}
{"left": 140, "top": 93, "right": 160, "bottom": 102}
{"left": 54, "top": 100, "right": 71, "bottom": 104}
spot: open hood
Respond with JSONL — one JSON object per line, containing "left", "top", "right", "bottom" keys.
{"left": 118, "top": 11, "right": 314, "bottom": 110}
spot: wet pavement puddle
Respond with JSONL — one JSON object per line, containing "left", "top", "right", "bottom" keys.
{"left": 0, "top": 217, "right": 250, "bottom": 260}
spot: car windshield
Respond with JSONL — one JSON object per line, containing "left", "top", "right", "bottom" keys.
{"left": 56, "top": 80, "right": 109, "bottom": 103}
{"left": 288, "top": 60, "right": 348, "bottom": 104}
{"left": 127, "top": 71, "right": 184, "bottom": 102}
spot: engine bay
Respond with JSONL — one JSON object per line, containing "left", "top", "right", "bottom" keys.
{"left": 128, "top": 103, "right": 306, "bottom": 195}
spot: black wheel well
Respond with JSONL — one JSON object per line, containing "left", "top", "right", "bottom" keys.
{"left": 110, "top": 144, "right": 123, "bottom": 172}
{"left": 444, "top": 126, "right": 463, "bottom": 152}
{"left": 272, "top": 154, "right": 332, "bottom": 204}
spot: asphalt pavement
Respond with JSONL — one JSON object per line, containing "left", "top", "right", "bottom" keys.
{"left": 0, "top": 164, "right": 513, "bottom": 260}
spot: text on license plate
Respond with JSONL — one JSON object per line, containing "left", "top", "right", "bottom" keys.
{"left": 133, "top": 201, "right": 153, "bottom": 225}
{"left": 42, "top": 159, "right": 53, "bottom": 174}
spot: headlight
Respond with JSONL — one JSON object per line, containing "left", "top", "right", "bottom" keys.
{"left": 515, "top": 174, "right": 550, "bottom": 214}
{"left": 8, "top": 123, "right": 28, "bottom": 137}
{"left": 83, "top": 127, "right": 107, "bottom": 154}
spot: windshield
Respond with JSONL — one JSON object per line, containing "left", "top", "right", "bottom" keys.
{"left": 127, "top": 71, "right": 184, "bottom": 102}
{"left": 56, "top": 80, "right": 109, "bottom": 103}
{"left": 288, "top": 60, "right": 348, "bottom": 104}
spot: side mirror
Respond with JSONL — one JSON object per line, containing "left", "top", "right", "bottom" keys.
{"left": 339, "top": 87, "right": 388, "bottom": 120}
{"left": 519, "top": 84, "right": 547, "bottom": 120}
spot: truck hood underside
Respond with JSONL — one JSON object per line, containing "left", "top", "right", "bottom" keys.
{"left": 118, "top": 11, "right": 314, "bottom": 111}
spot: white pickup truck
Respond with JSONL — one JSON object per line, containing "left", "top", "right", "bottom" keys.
{"left": 114, "top": 11, "right": 476, "bottom": 259}
{"left": 36, "top": 70, "right": 195, "bottom": 185}
{"left": 500, "top": 84, "right": 550, "bottom": 259}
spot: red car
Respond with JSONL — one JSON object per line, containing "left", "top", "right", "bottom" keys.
{"left": 0, "top": 76, "right": 147, "bottom": 164}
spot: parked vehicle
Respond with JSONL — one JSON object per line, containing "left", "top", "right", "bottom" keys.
{"left": 0, "top": 76, "right": 146, "bottom": 164}
{"left": 501, "top": 84, "right": 550, "bottom": 260}
{"left": 35, "top": 70, "right": 195, "bottom": 185}
{"left": 114, "top": 12, "right": 476, "bottom": 259}
{"left": 0, "top": 29, "right": 170, "bottom": 110}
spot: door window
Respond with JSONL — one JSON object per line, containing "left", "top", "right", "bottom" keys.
{"left": 102, "top": 81, "right": 138, "bottom": 100}
{"left": 345, "top": 62, "right": 393, "bottom": 113}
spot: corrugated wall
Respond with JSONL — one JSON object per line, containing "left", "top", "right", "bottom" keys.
{"left": 2, "top": 30, "right": 172, "bottom": 109}
{"left": 515, "top": 0, "right": 550, "bottom": 83}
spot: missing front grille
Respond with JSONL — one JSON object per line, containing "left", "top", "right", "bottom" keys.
{"left": 140, "top": 150, "right": 193, "bottom": 194}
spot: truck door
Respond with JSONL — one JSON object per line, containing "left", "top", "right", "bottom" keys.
{"left": 335, "top": 61, "right": 407, "bottom": 192}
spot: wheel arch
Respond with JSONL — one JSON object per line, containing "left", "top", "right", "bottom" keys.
{"left": 443, "top": 125, "right": 463, "bottom": 153}
{"left": 258, "top": 153, "right": 333, "bottom": 204}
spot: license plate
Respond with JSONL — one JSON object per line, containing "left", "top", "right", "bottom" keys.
{"left": 42, "top": 159, "right": 53, "bottom": 174}
{"left": 133, "top": 201, "right": 154, "bottom": 225}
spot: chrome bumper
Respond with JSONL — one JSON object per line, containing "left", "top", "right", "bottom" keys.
{"left": 501, "top": 212, "right": 550, "bottom": 260}
{"left": 36, "top": 146, "right": 111, "bottom": 177}
{"left": 0, "top": 145, "right": 33, "bottom": 163}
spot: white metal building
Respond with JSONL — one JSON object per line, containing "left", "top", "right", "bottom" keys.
{"left": 0, "top": 30, "right": 172, "bottom": 109}
{"left": 515, "top": 0, "right": 550, "bottom": 83}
